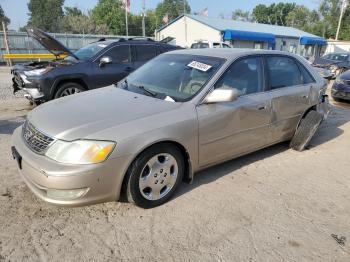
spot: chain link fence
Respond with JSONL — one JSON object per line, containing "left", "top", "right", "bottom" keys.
{"left": 0, "top": 31, "right": 133, "bottom": 63}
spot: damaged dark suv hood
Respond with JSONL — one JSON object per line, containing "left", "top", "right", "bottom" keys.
{"left": 27, "top": 27, "right": 79, "bottom": 60}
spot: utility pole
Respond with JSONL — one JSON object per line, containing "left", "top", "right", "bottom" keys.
{"left": 142, "top": 0, "right": 146, "bottom": 37}
{"left": 2, "top": 21, "right": 12, "bottom": 67}
{"left": 336, "top": 0, "right": 348, "bottom": 40}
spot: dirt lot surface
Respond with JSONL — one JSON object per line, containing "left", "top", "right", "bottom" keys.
{"left": 1, "top": 67, "right": 350, "bottom": 262}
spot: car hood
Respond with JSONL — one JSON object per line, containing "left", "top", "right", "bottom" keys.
{"left": 27, "top": 27, "right": 78, "bottom": 59}
{"left": 339, "top": 69, "right": 350, "bottom": 79}
{"left": 313, "top": 57, "right": 341, "bottom": 67}
{"left": 27, "top": 86, "right": 182, "bottom": 141}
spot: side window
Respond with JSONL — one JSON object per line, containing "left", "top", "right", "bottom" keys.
{"left": 266, "top": 56, "right": 302, "bottom": 89}
{"left": 222, "top": 43, "right": 231, "bottom": 48}
{"left": 213, "top": 43, "right": 220, "bottom": 48}
{"left": 103, "top": 45, "right": 130, "bottom": 64}
{"left": 298, "top": 62, "right": 316, "bottom": 84}
{"left": 135, "top": 45, "right": 157, "bottom": 61}
{"left": 200, "top": 43, "right": 209, "bottom": 48}
{"left": 215, "top": 57, "right": 263, "bottom": 97}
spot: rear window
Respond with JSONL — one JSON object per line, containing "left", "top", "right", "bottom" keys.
{"left": 322, "top": 53, "right": 349, "bottom": 61}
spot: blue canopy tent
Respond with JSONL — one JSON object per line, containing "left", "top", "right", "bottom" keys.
{"left": 299, "top": 36, "right": 327, "bottom": 45}
{"left": 223, "top": 29, "right": 276, "bottom": 44}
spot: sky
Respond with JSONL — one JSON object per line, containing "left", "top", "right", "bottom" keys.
{"left": 2, "top": 0, "right": 320, "bottom": 30}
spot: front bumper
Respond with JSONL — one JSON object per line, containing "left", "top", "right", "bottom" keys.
{"left": 331, "top": 82, "right": 350, "bottom": 101}
{"left": 11, "top": 127, "right": 132, "bottom": 206}
{"left": 12, "top": 71, "right": 46, "bottom": 101}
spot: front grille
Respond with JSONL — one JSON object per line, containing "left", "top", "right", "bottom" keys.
{"left": 22, "top": 121, "right": 55, "bottom": 154}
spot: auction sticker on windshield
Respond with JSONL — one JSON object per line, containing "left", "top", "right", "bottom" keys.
{"left": 187, "top": 61, "right": 212, "bottom": 72}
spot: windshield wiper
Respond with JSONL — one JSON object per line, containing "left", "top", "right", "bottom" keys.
{"left": 136, "top": 85, "right": 157, "bottom": 97}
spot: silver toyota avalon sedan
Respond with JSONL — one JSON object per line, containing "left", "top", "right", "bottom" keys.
{"left": 11, "top": 49, "right": 330, "bottom": 208}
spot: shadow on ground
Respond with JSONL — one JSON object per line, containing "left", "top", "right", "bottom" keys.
{"left": 0, "top": 116, "right": 26, "bottom": 135}
{"left": 174, "top": 105, "right": 350, "bottom": 200}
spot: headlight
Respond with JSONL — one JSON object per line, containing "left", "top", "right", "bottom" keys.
{"left": 24, "top": 68, "right": 52, "bottom": 76}
{"left": 330, "top": 65, "right": 338, "bottom": 72}
{"left": 45, "top": 140, "right": 116, "bottom": 164}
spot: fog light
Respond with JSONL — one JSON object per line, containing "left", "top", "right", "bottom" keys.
{"left": 46, "top": 188, "right": 89, "bottom": 200}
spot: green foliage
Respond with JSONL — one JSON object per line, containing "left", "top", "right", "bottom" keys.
{"left": 0, "top": 5, "right": 10, "bottom": 27}
{"left": 62, "top": 9, "right": 108, "bottom": 34}
{"left": 155, "top": 0, "right": 190, "bottom": 25}
{"left": 91, "top": 0, "right": 125, "bottom": 35}
{"left": 252, "top": 3, "right": 296, "bottom": 26}
{"left": 231, "top": 9, "right": 252, "bottom": 22}
{"left": 27, "top": 0, "right": 64, "bottom": 32}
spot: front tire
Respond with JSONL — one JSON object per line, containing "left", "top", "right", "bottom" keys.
{"left": 54, "top": 82, "right": 85, "bottom": 99}
{"left": 125, "top": 143, "right": 184, "bottom": 208}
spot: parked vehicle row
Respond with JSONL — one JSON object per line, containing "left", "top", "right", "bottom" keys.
{"left": 313, "top": 52, "right": 350, "bottom": 79}
{"left": 11, "top": 27, "right": 180, "bottom": 104}
{"left": 11, "top": 48, "right": 330, "bottom": 208}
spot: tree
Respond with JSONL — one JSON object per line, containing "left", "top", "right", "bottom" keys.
{"left": 0, "top": 5, "right": 10, "bottom": 27}
{"left": 252, "top": 3, "right": 296, "bottom": 26}
{"left": 155, "top": 0, "right": 191, "bottom": 25}
{"left": 27, "top": 0, "right": 64, "bottom": 32}
{"left": 91, "top": 0, "right": 125, "bottom": 35}
{"left": 62, "top": 7, "right": 108, "bottom": 34}
{"left": 231, "top": 9, "right": 252, "bottom": 22}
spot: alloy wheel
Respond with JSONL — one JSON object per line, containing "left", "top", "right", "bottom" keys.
{"left": 139, "top": 153, "right": 178, "bottom": 201}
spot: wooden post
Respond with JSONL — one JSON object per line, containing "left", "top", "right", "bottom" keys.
{"left": 2, "top": 21, "right": 12, "bottom": 66}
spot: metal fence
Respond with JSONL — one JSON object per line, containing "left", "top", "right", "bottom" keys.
{"left": 0, "top": 31, "right": 133, "bottom": 63}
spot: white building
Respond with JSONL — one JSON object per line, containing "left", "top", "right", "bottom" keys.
{"left": 156, "top": 14, "right": 327, "bottom": 59}
{"left": 325, "top": 40, "right": 350, "bottom": 54}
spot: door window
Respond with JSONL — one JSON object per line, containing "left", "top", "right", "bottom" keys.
{"left": 297, "top": 62, "right": 316, "bottom": 84}
{"left": 214, "top": 57, "right": 263, "bottom": 97}
{"left": 103, "top": 45, "right": 130, "bottom": 64}
{"left": 266, "top": 56, "right": 302, "bottom": 89}
{"left": 135, "top": 45, "right": 157, "bottom": 61}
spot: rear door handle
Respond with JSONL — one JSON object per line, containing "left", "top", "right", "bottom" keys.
{"left": 257, "top": 105, "right": 267, "bottom": 110}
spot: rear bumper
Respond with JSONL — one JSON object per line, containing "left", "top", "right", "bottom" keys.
{"left": 11, "top": 127, "right": 132, "bottom": 206}
{"left": 317, "top": 95, "right": 331, "bottom": 120}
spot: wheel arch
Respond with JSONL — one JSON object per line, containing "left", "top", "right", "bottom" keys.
{"left": 121, "top": 140, "right": 194, "bottom": 194}
{"left": 51, "top": 77, "right": 89, "bottom": 99}
{"left": 296, "top": 105, "right": 317, "bottom": 131}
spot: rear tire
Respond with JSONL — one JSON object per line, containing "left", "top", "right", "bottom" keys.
{"left": 54, "top": 82, "right": 85, "bottom": 99}
{"left": 124, "top": 143, "right": 185, "bottom": 208}
{"left": 290, "top": 110, "right": 323, "bottom": 151}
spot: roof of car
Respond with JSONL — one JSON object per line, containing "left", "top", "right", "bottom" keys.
{"left": 94, "top": 39, "right": 171, "bottom": 46}
{"left": 166, "top": 48, "right": 295, "bottom": 59}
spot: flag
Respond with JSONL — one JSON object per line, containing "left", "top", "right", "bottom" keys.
{"left": 199, "top": 8, "right": 208, "bottom": 17}
{"left": 163, "top": 13, "right": 169, "bottom": 24}
{"left": 123, "top": 0, "right": 130, "bottom": 12}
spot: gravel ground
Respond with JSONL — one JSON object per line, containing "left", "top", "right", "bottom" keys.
{"left": 1, "top": 68, "right": 350, "bottom": 262}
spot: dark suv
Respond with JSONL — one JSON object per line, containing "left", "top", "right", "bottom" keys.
{"left": 12, "top": 27, "right": 180, "bottom": 103}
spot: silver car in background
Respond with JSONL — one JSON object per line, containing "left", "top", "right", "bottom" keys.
{"left": 11, "top": 49, "right": 330, "bottom": 208}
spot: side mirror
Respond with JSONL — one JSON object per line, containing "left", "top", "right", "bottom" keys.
{"left": 99, "top": 56, "right": 112, "bottom": 67}
{"left": 203, "top": 87, "right": 238, "bottom": 104}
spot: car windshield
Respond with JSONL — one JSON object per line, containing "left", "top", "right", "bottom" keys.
{"left": 123, "top": 54, "right": 224, "bottom": 101}
{"left": 322, "top": 53, "right": 349, "bottom": 62}
{"left": 69, "top": 42, "right": 109, "bottom": 61}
